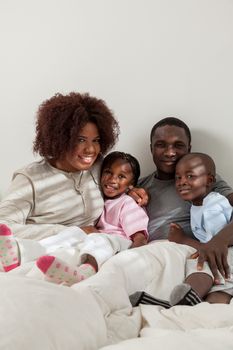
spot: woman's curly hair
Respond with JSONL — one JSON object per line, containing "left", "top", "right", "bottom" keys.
{"left": 33, "top": 92, "right": 120, "bottom": 160}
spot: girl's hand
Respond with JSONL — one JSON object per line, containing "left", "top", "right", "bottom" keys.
{"left": 131, "top": 232, "right": 148, "bottom": 248}
{"left": 80, "top": 226, "right": 100, "bottom": 234}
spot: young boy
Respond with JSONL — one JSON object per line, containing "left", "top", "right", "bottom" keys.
{"left": 168, "top": 152, "right": 233, "bottom": 305}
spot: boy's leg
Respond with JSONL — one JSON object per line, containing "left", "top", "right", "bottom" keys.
{"left": 129, "top": 291, "right": 171, "bottom": 308}
{"left": 170, "top": 257, "right": 214, "bottom": 306}
{"left": 185, "top": 271, "right": 213, "bottom": 297}
{"left": 205, "top": 291, "right": 232, "bottom": 304}
{"left": 36, "top": 255, "right": 96, "bottom": 286}
{"left": 0, "top": 224, "right": 20, "bottom": 271}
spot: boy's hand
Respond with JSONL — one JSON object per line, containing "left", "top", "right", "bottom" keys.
{"left": 168, "top": 223, "right": 186, "bottom": 244}
{"left": 127, "top": 187, "right": 149, "bottom": 206}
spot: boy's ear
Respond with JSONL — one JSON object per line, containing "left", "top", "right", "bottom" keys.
{"left": 150, "top": 143, "right": 152, "bottom": 152}
{"left": 207, "top": 175, "right": 215, "bottom": 187}
{"left": 188, "top": 144, "right": 192, "bottom": 152}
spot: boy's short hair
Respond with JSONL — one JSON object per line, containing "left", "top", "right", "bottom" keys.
{"left": 177, "top": 152, "right": 216, "bottom": 176}
{"left": 150, "top": 117, "right": 191, "bottom": 145}
{"left": 101, "top": 151, "right": 140, "bottom": 186}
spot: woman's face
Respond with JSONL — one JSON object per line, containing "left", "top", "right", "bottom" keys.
{"left": 55, "top": 122, "right": 101, "bottom": 172}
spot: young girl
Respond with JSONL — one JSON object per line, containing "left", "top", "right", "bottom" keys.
{"left": 0, "top": 152, "right": 148, "bottom": 285}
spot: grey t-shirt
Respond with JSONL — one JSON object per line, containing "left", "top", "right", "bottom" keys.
{"left": 138, "top": 173, "right": 233, "bottom": 242}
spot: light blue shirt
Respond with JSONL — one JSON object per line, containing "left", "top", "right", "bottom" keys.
{"left": 191, "top": 192, "right": 233, "bottom": 243}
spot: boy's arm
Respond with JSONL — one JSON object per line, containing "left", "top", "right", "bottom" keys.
{"left": 131, "top": 231, "right": 148, "bottom": 248}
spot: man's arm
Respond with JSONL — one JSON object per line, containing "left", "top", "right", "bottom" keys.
{"left": 198, "top": 176, "right": 233, "bottom": 282}
{"left": 196, "top": 221, "right": 233, "bottom": 283}
{"left": 127, "top": 187, "right": 149, "bottom": 206}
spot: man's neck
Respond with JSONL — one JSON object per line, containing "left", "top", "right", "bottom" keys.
{"left": 155, "top": 170, "right": 175, "bottom": 180}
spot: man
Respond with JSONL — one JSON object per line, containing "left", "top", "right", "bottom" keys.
{"left": 132, "top": 117, "right": 233, "bottom": 284}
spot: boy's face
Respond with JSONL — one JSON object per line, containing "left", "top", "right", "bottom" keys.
{"left": 101, "top": 159, "right": 134, "bottom": 198}
{"left": 175, "top": 156, "right": 213, "bottom": 205}
{"left": 150, "top": 125, "right": 190, "bottom": 180}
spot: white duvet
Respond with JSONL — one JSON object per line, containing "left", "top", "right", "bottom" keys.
{"left": 1, "top": 241, "right": 233, "bottom": 349}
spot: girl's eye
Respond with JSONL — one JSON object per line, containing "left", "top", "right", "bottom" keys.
{"left": 93, "top": 138, "right": 100, "bottom": 143}
{"left": 187, "top": 174, "right": 193, "bottom": 179}
{"left": 77, "top": 138, "right": 85, "bottom": 143}
{"left": 103, "top": 169, "right": 111, "bottom": 175}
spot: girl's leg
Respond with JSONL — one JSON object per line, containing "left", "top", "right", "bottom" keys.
{"left": 0, "top": 224, "right": 20, "bottom": 271}
{"left": 36, "top": 255, "right": 97, "bottom": 286}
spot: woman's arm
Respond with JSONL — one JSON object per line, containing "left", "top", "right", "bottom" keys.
{"left": 0, "top": 174, "right": 73, "bottom": 240}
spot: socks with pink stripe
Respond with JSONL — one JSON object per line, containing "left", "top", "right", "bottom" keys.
{"left": 0, "top": 224, "right": 20, "bottom": 272}
{"left": 36, "top": 256, "right": 96, "bottom": 286}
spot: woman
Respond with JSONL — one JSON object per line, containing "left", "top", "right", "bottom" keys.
{"left": 0, "top": 93, "right": 119, "bottom": 256}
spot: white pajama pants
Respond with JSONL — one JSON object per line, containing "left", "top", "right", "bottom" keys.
{"left": 17, "top": 227, "right": 132, "bottom": 269}
{"left": 79, "top": 233, "right": 132, "bottom": 268}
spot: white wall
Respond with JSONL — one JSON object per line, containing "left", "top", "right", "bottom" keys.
{"left": 1, "top": 0, "right": 233, "bottom": 196}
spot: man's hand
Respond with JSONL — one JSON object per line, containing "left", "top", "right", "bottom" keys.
{"left": 168, "top": 223, "right": 186, "bottom": 244}
{"left": 128, "top": 187, "right": 149, "bottom": 206}
{"left": 191, "top": 234, "right": 230, "bottom": 284}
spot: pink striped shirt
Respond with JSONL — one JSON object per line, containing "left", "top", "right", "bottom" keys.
{"left": 96, "top": 194, "right": 149, "bottom": 240}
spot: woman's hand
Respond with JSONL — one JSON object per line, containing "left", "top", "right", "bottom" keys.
{"left": 127, "top": 187, "right": 149, "bottom": 206}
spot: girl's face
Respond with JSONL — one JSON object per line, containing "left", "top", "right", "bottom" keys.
{"left": 101, "top": 159, "right": 134, "bottom": 198}
{"left": 55, "top": 122, "right": 101, "bottom": 172}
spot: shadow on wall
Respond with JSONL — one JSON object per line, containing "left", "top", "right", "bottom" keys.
{"left": 191, "top": 128, "right": 231, "bottom": 185}
{"left": 191, "top": 128, "right": 225, "bottom": 157}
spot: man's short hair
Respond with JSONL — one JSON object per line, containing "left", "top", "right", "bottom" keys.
{"left": 150, "top": 117, "right": 191, "bottom": 145}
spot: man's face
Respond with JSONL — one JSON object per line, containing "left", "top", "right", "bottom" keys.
{"left": 150, "top": 125, "right": 190, "bottom": 180}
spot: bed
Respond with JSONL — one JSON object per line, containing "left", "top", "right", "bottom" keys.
{"left": 1, "top": 241, "right": 233, "bottom": 349}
